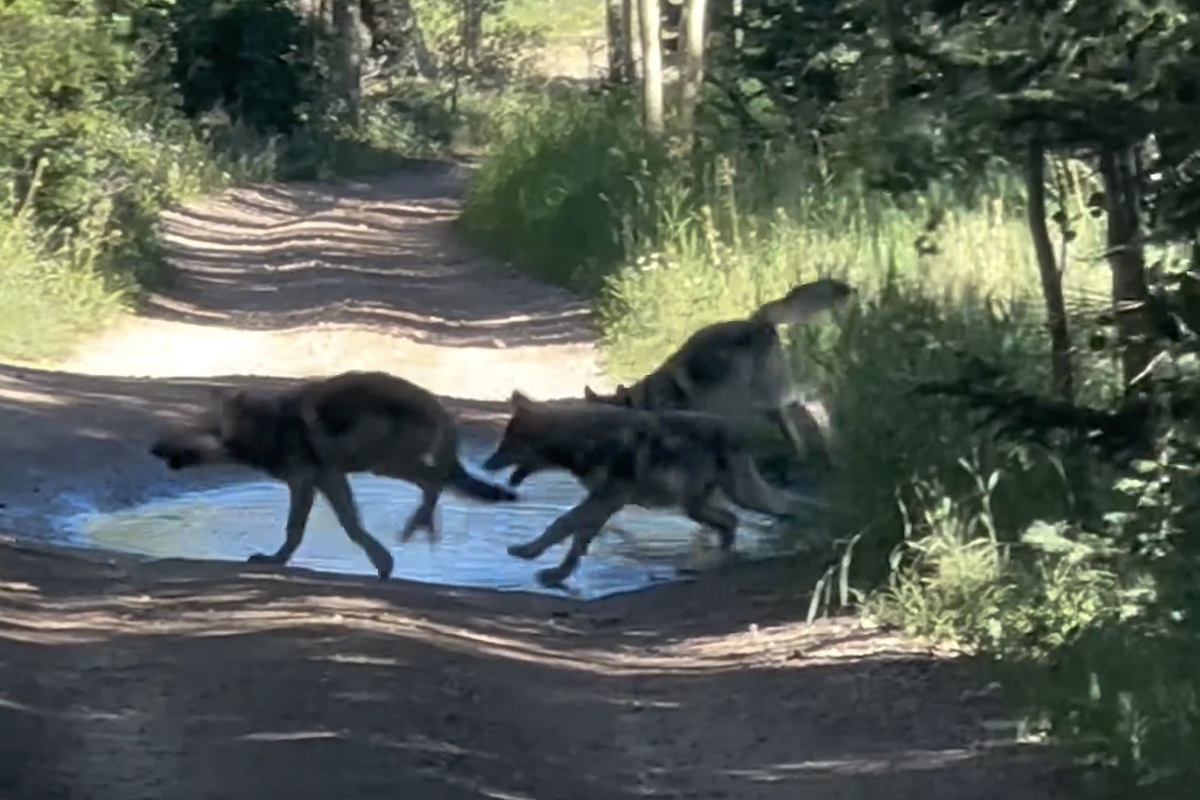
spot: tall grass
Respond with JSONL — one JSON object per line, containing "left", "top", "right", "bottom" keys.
{"left": 0, "top": 105, "right": 279, "bottom": 364}
{"left": 461, "top": 89, "right": 1200, "bottom": 791}
{"left": 459, "top": 90, "right": 673, "bottom": 291}
{"left": 0, "top": 213, "right": 124, "bottom": 363}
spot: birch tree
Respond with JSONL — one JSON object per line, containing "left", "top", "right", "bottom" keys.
{"left": 636, "top": 0, "right": 664, "bottom": 135}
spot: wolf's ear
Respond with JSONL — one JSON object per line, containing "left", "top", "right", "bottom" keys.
{"left": 509, "top": 390, "right": 533, "bottom": 411}
{"left": 583, "top": 385, "right": 599, "bottom": 401}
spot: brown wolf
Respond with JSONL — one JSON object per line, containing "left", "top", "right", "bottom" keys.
{"left": 481, "top": 391, "right": 810, "bottom": 588}
{"left": 584, "top": 277, "right": 856, "bottom": 460}
{"left": 149, "top": 370, "right": 519, "bottom": 580}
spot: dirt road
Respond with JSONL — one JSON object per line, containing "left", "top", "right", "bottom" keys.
{"left": 0, "top": 161, "right": 1076, "bottom": 799}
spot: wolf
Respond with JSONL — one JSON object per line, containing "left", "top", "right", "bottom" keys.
{"left": 583, "top": 277, "right": 856, "bottom": 460}
{"left": 148, "top": 370, "right": 519, "bottom": 581}
{"left": 481, "top": 391, "right": 810, "bottom": 588}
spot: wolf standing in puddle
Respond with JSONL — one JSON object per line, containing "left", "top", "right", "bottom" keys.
{"left": 482, "top": 391, "right": 814, "bottom": 588}
{"left": 149, "top": 370, "right": 519, "bottom": 580}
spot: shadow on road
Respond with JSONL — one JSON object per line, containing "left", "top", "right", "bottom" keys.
{"left": 0, "top": 548, "right": 1077, "bottom": 800}
{"left": 144, "top": 164, "right": 596, "bottom": 349}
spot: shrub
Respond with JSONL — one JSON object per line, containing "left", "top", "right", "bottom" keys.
{"left": 0, "top": 0, "right": 275, "bottom": 362}
{"left": 459, "top": 89, "right": 672, "bottom": 292}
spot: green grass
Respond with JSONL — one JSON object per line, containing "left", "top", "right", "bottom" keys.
{"left": 0, "top": 107, "right": 284, "bottom": 365}
{"left": 504, "top": 0, "right": 604, "bottom": 44}
{"left": 460, "top": 88, "right": 1200, "bottom": 792}
{"left": 0, "top": 216, "right": 125, "bottom": 363}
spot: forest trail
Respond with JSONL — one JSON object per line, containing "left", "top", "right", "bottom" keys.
{"left": 0, "top": 162, "right": 1075, "bottom": 800}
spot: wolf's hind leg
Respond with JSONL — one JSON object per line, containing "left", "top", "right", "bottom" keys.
{"left": 399, "top": 485, "right": 442, "bottom": 544}
{"left": 683, "top": 492, "right": 739, "bottom": 552}
{"left": 318, "top": 472, "right": 395, "bottom": 581}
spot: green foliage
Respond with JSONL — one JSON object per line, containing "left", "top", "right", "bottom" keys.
{"left": 0, "top": 211, "right": 125, "bottom": 362}
{"left": 503, "top": 0, "right": 602, "bottom": 44}
{"left": 458, "top": 89, "right": 673, "bottom": 292}
{"left": 411, "top": 0, "right": 547, "bottom": 89}
{"left": 0, "top": 0, "right": 279, "bottom": 363}
{"left": 459, "top": 73, "right": 1199, "bottom": 790}
{"left": 165, "top": 0, "right": 322, "bottom": 135}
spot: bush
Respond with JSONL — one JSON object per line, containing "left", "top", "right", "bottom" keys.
{"left": 167, "top": 0, "right": 321, "bottom": 136}
{"left": 0, "top": 1, "right": 280, "bottom": 362}
{"left": 458, "top": 89, "right": 673, "bottom": 292}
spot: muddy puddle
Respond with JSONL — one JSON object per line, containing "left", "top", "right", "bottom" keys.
{"left": 57, "top": 437, "right": 822, "bottom": 600}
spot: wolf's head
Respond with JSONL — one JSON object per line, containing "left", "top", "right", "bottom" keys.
{"left": 149, "top": 413, "right": 227, "bottom": 471}
{"left": 481, "top": 391, "right": 563, "bottom": 486}
{"left": 148, "top": 387, "right": 280, "bottom": 471}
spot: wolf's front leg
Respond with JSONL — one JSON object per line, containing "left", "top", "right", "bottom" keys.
{"left": 508, "top": 491, "right": 620, "bottom": 561}
{"left": 525, "top": 492, "right": 624, "bottom": 588}
{"left": 248, "top": 478, "right": 315, "bottom": 567}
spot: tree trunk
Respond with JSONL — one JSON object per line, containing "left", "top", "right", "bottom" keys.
{"left": 621, "top": 0, "right": 637, "bottom": 79}
{"left": 731, "top": 0, "right": 743, "bottom": 52}
{"left": 331, "top": 0, "right": 363, "bottom": 124}
{"left": 637, "top": 0, "right": 664, "bottom": 135}
{"left": 678, "top": 0, "right": 709, "bottom": 143}
{"left": 606, "top": 0, "right": 629, "bottom": 82}
{"left": 461, "top": 0, "right": 482, "bottom": 70}
{"left": 1098, "top": 145, "right": 1155, "bottom": 397}
{"left": 1026, "top": 136, "right": 1074, "bottom": 403}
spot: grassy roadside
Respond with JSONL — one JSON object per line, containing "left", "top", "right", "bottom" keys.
{"left": 458, "top": 87, "right": 1200, "bottom": 791}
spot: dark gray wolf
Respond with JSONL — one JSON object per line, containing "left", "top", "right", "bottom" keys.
{"left": 583, "top": 277, "right": 856, "bottom": 459}
{"left": 149, "top": 370, "right": 519, "bottom": 580}
{"left": 481, "top": 391, "right": 808, "bottom": 588}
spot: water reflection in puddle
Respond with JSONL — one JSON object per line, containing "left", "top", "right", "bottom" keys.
{"left": 59, "top": 437, "right": 818, "bottom": 600}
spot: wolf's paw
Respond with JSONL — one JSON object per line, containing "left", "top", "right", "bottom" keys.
{"left": 372, "top": 551, "right": 395, "bottom": 582}
{"left": 535, "top": 567, "right": 570, "bottom": 589}
{"left": 247, "top": 552, "right": 285, "bottom": 566}
{"left": 401, "top": 523, "right": 439, "bottom": 544}
{"left": 508, "top": 541, "right": 544, "bottom": 561}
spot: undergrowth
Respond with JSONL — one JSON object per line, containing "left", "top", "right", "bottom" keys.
{"left": 461, "top": 87, "right": 1200, "bottom": 792}
{"left": 0, "top": 0, "right": 521, "bottom": 364}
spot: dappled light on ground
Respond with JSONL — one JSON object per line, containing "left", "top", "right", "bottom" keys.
{"left": 0, "top": 547, "right": 1067, "bottom": 800}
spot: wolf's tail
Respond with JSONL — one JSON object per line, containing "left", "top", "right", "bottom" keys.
{"left": 449, "top": 460, "right": 520, "bottom": 502}
{"left": 751, "top": 277, "right": 855, "bottom": 326}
